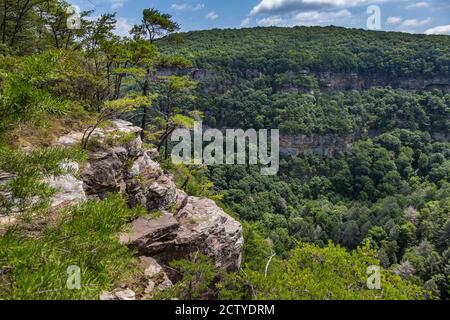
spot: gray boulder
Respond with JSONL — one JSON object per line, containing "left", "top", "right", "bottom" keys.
{"left": 100, "top": 288, "right": 136, "bottom": 301}
{"left": 119, "top": 214, "right": 179, "bottom": 248}
{"left": 139, "top": 256, "right": 173, "bottom": 297}
{"left": 172, "top": 196, "right": 243, "bottom": 271}
{"left": 82, "top": 148, "right": 127, "bottom": 199}
{"left": 122, "top": 194, "right": 244, "bottom": 275}
{"left": 46, "top": 170, "right": 87, "bottom": 208}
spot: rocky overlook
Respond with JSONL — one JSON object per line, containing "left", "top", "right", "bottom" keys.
{"left": 1, "top": 120, "right": 244, "bottom": 300}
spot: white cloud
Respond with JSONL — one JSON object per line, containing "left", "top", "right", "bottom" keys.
{"left": 400, "top": 17, "right": 431, "bottom": 27}
{"left": 257, "top": 16, "right": 288, "bottom": 26}
{"left": 241, "top": 17, "right": 252, "bottom": 27}
{"left": 386, "top": 15, "right": 432, "bottom": 33}
{"left": 114, "top": 17, "right": 133, "bottom": 37}
{"left": 109, "top": 0, "right": 126, "bottom": 9}
{"left": 386, "top": 16, "right": 402, "bottom": 25}
{"left": 256, "top": 9, "right": 351, "bottom": 27}
{"left": 206, "top": 11, "right": 219, "bottom": 20}
{"left": 114, "top": 17, "right": 132, "bottom": 36}
{"left": 406, "top": 2, "right": 429, "bottom": 9}
{"left": 250, "top": 0, "right": 384, "bottom": 16}
{"left": 293, "top": 9, "right": 352, "bottom": 25}
{"left": 425, "top": 25, "right": 450, "bottom": 35}
{"left": 170, "top": 3, "right": 205, "bottom": 11}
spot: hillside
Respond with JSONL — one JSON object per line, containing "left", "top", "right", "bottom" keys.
{"left": 160, "top": 26, "right": 450, "bottom": 77}
{"left": 0, "top": 2, "right": 448, "bottom": 301}
{"left": 159, "top": 27, "right": 450, "bottom": 300}
{"left": 158, "top": 27, "right": 450, "bottom": 138}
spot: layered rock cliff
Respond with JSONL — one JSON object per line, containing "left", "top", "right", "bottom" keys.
{"left": 279, "top": 131, "right": 450, "bottom": 157}
{"left": 280, "top": 133, "right": 357, "bottom": 157}
{"left": 157, "top": 67, "right": 450, "bottom": 92}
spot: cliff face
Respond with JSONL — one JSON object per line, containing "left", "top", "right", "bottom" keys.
{"left": 280, "top": 133, "right": 357, "bottom": 157}
{"left": 2, "top": 120, "right": 244, "bottom": 300}
{"left": 157, "top": 67, "right": 450, "bottom": 92}
{"left": 279, "top": 131, "right": 450, "bottom": 157}
{"left": 317, "top": 72, "right": 450, "bottom": 92}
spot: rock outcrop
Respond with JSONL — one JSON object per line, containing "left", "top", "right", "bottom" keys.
{"left": 55, "top": 120, "right": 244, "bottom": 298}
{"left": 156, "top": 66, "right": 450, "bottom": 92}
{"left": 279, "top": 130, "right": 450, "bottom": 157}
{"left": 100, "top": 288, "right": 137, "bottom": 301}
{"left": 317, "top": 72, "right": 450, "bottom": 92}
{"left": 121, "top": 196, "right": 244, "bottom": 275}
{"left": 45, "top": 162, "right": 87, "bottom": 208}
{"left": 0, "top": 162, "right": 86, "bottom": 226}
{"left": 119, "top": 214, "right": 179, "bottom": 247}
{"left": 139, "top": 256, "right": 173, "bottom": 296}
{"left": 100, "top": 257, "right": 173, "bottom": 300}
{"left": 2, "top": 120, "right": 244, "bottom": 298}
{"left": 74, "top": 124, "right": 178, "bottom": 211}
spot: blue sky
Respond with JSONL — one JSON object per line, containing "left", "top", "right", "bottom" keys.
{"left": 71, "top": 0, "right": 450, "bottom": 36}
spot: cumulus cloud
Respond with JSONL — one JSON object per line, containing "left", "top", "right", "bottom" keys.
{"left": 256, "top": 9, "right": 351, "bottom": 27}
{"left": 425, "top": 25, "right": 450, "bottom": 35}
{"left": 170, "top": 3, "right": 205, "bottom": 11}
{"left": 241, "top": 17, "right": 252, "bottom": 27}
{"left": 257, "top": 16, "right": 288, "bottom": 26}
{"left": 293, "top": 9, "right": 352, "bottom": 25}
{"left": 250, "top": 0, "right": 384, "bottom": 16}
{"left": 206, "top": 11, "right": 219, "bottom": 20}
{"left": 114, "top": 17, "right": 132, "bottom": 36}
{"left": 109, "top": 0, "right": 126, "bottom": 9}
{"left": 386, "top": 16, "right": 402, "bottom": 25}
{"left": 400, "top": 17, "right": 431, "bottom": 27}
{"left": 406, "top": 2, "right": 430, "bottom": 9}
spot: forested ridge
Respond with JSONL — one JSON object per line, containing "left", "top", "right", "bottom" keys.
{"left": 0, "top": 0, "right": 448, "bottom": 300}
{"left": 159, "top": 26, "right": 450, "bottom": 78}
{"left": 161, "top": 27, "right": 450, "bottom": 299}
{"left": 159, "top": 27, "right": 450, "bottom": 135}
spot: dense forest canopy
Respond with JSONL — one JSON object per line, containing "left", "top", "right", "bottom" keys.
{"left": 0, "top": 0, "right": 448, "bottom": 300}
{"left": 160, "top": 27, "right": 450, "bottom": 299}
{"left": 159, "top": 26, "right": 450, "bottom": 78}
{"left": 158, "top": 28, "right": 450, "bottom": 136}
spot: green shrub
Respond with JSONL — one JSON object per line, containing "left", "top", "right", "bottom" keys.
{"left": 222, "top": 242, "right": 427, "bottom": 300}
{"left": 0, "top": 194, "right": 140, "bottom": 300}
{"left": 0, "top": 145, "right": 86, "bottom": 215}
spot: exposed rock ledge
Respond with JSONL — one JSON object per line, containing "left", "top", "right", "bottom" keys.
{"left": 156, "top": 67, "right": 450, "bottom": 92}
{"left": 120, "top": 195, "right": 243, "bottom": 275}
{"left": 52, "top": 120, "right": 243, "bottom": 299}
{"left": 279, "top": 131, "right": 450, "bottom": 157}
{"left": 1, "top": 120, "right": 243, "bottom": 299}
{"left": 280, "top": 133, "right": 356, "bottom": 157}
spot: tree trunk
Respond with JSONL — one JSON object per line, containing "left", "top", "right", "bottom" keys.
{"left": 140, "top": 105, "right": 148, "bottom": 140}
{"left": 140, "top": 72, "right": 150, "bottom": 139}
{"left": 164, "top": 127, "right": 169, "bottom": 159}
{"left": 9, "top": 0, "right": 31, "bottom": 47}
{"left": 1, "top": 1, "right": 8, "bottom": 44}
